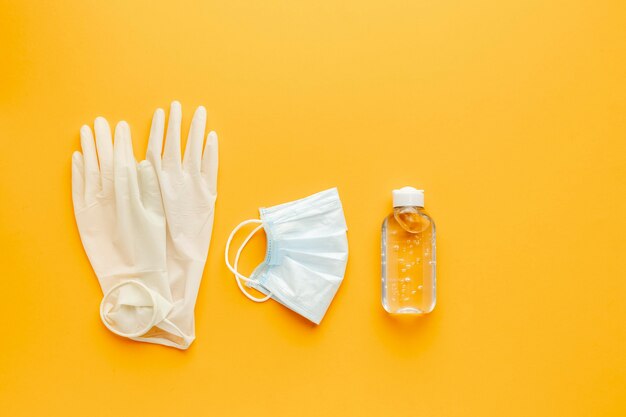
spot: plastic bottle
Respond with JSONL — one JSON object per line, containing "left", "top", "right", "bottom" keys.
{"left": 381, "top": 187, "right": 436, "bottom": 314}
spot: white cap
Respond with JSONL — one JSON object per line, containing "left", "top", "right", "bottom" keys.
{"left": 392, "top": 186, "right": 424, "bottom": 207}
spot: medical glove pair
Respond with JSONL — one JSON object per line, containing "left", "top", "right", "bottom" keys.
{"left": 72, "top": 102, "right": 217, "bottom": 349}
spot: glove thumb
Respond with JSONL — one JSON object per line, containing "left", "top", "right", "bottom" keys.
{"left": 137, "top": 160, "right": 164, "bottom": 216}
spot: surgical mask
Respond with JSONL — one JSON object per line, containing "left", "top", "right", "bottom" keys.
{"left": 225, "top": 188, "right": 349, "bottom": 324}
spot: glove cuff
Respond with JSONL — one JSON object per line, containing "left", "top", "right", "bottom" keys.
{"left": 100, "top": 280, "right": 173, "bottom": 338}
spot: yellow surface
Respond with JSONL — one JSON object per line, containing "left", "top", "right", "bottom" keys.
{"left": 1, "top": 1, "right": 625, "bottom": 415}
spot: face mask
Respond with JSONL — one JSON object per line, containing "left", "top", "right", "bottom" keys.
{"left": 225, "top": 188, "right": 349, "bottom": 324}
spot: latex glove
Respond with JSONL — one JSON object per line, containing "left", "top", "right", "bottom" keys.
{"left": 72, "top": 119, "right": 173, "bottom": 340}
{"left": 145, "top": 101, "right": 218, "bottom": 349}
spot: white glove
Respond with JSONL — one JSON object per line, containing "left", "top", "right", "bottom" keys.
{"left": 72, "top": 118, "right": 174, "bottom": 340}
{"left": 145, "top": 101, "right": 219, "bottom": 348}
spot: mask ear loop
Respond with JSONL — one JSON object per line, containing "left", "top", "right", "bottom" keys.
{"left": 225, "top": 219, "right": 273, "bottom": 302}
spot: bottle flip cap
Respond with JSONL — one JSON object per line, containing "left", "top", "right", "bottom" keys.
{"left": 393, "top": 186, "right": 424, "bottom": 207}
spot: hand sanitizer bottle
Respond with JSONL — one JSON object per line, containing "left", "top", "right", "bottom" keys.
{"left": 382, "top": 187, "right": 436, "bottom": 314}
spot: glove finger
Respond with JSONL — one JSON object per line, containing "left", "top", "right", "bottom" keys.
{"left": 137, "top": 160, "right": 164, "bottom": 216}
{"left": 146, "top": 108, "right": 165, "bottom": 166}
{"left": 71, "top": 151, "right": 86, "bottom": 211}
{"left": 114, "top": 122, "right": 140, "bottom": 204}
{"left": 183, "top": 106, "right": 206, "bottom": 174}
{"left": 94, "top": 117, "right": 113, "bottom": 196}
{"left": 201, "top": 131, "right": 218, "bottom": 195}
{"left": 163, "top": 101, "right": 182, "bottom": 172}
{"left": 80, "top": 125, "right": 100, "bottom": 205}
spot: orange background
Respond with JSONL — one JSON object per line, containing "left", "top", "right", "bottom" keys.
{"left": 1, "top": 1, "right": 625, "bottom": 416}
